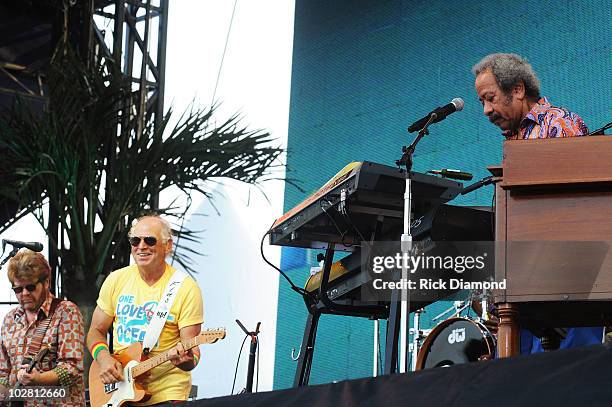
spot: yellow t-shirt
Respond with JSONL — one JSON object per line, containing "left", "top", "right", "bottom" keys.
{"left": 97, "top": 263, "right": 204, "bottom": 405}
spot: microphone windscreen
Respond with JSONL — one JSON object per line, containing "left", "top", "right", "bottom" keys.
{"left": 451, "top": 98, "right": 464, "bottom": 111}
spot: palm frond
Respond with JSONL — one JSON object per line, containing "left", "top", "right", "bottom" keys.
{"left": 0, "top": 45, "right": 285, "bottom": 304}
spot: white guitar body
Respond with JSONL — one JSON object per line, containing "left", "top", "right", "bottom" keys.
{"left": 103, "top": 361, "right": 139, "bottom": 407}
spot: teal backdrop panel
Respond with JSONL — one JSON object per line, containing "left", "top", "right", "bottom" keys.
{"left": 274, "top": 0, "right": 611, "bottom": 389}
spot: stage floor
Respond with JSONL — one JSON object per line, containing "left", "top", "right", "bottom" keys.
{"left": 188, "top": 343, "right": 612, "bottom": 406}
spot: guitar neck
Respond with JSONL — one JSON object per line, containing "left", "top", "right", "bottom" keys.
{"left": 9, "top": 348, "right": 48, "bottom": 399}
{"left": 131, "top": 336, "right": 199, "bottom": 378}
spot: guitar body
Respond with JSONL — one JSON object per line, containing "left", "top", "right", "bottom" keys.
{"left": 88, "top": 342, "right": 150, "bottom": 407}
{"left": 6, "top": 382, "right": 25, "bottom": 407}
{"left": 6, "top": 391, "right": 24, "bottom": 407}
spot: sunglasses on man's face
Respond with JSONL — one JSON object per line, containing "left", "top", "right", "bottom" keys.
{"left": 12, "top": 280, "right": 42, "bottom": 295}
{"left": 128, "top": 236, "right": 158, "bottom": 247}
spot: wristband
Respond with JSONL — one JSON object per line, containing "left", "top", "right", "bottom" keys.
{"left": 193, "top": 354, "right": 200, "bottom": 366}
{"left": 91, "top": 342, "right": 110, "bottom": 360}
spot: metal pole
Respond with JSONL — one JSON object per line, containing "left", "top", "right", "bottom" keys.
{"left": 373, "top": 319, "right": 379, "bottom": 377}
{"left": 410, "top": 310, "right": 420, "bottom": 371}
{"left": 399, "top": 174, "right": 412, "bottom": 373}
{"left": 395, "top": 112, "right": 437, "bottom": 374}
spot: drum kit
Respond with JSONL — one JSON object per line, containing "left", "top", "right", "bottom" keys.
{"left": 411, "top": 291, "right": 497, "bottom": 371}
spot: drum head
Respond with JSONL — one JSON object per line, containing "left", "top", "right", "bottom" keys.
{"left": 416, "top": 317, "right": 494, "bottom": 370}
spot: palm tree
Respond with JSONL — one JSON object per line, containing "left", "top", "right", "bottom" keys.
{"left": 0, "top": 46, "right": 283, "bottom": 309}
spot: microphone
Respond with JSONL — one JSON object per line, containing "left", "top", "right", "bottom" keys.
{"left": 428, "top": 169, "right": 473, "bottom": 181}
{"left": 408, "top": 98, "right": 464, "bottom": 133}
{"left": 2, "top": 239, "right": 44, "bottom": 252}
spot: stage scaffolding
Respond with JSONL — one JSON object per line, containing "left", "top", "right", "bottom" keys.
{"left": 0, "top": 0, "right": 169, "bottom": 297}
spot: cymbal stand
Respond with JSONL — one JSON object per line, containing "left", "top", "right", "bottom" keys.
{"left": 409, "top": 308, "right": 431, "bottom": 371}
{"left": 236, "top": 319, "right": 261, "bottom": 393}
{"left": 431, "top": 300, "right": 469, "bottom": 323}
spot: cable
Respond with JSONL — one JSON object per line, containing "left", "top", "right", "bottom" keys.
{"left": 260, "top": 222, "right": 308, "bottom": 297}
{"left": 321, "top": 198, "right": 372, "bottom": 251}
{"left": 231, "top": 334, "right": 248, "bottom": 395}
{"left": 255, "top": 336, "right": 260, "bottom": 392}
{"left": 170, "top": 193, "right": 193, "bottom": 267}
{"left": 210, "top": 0, "right": 239, "bottom": 107}
{"left": 343, "top": 210, "right": 368, "bottom": 245}
{"left": 491, "top": 185, "right": 496, "bottom": 240}
{"left": 319, "top": 199, "right": 348, "bottom": 245}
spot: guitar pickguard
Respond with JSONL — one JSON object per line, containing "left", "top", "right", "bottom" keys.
{"left": 105, "top": 360, "right": 138, "bottom": 407}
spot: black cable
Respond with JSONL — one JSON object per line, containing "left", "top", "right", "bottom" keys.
{"left": 321, "top": 198, "right": 372, "bottom": 252}
{"left": 328, "top": 195, "right": 367, "bottom": 244}
{"left": 260, "top": 221, "right": 309, "bottom": 297}
{"left": 343, "top": 209, "right": 368, "bottom": 245}
{"left": 231, "top": 334, "right": 249, "bottom": 395}
{"left": 319, "top": 199, "right": 349, "bottom": 246}
{"left": 255, "top": 336, "right": 260, "bottom": 393}
{"left": 491, "top": 182, "right": 496, "bottom": 239}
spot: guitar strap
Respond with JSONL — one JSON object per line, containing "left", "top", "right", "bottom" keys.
{"left": 22, "top": 297, "right": 62, "bottom": 365}
{"left": 141, "top": 270, "right": 186, "bottom": 355}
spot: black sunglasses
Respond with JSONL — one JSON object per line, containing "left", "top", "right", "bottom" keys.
{"left": 12, "top": 279, "right": 43, "bottom": 295}
{"left": 128, "top": 236, "right": 158, "bottom": 247}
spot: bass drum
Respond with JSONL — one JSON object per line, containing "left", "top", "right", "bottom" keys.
{"left": 415, "top": 317, "right": 495, "bottom": 370}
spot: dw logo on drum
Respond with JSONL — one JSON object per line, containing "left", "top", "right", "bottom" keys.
{"left": 447, "top": 328, "right": 466, "bottom": 344}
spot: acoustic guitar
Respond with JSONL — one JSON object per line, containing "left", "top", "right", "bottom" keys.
{"left": 88, "top": 329, "right": 225, "bottom": 407}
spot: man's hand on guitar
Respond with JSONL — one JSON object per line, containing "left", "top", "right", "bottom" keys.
{"left": 168, "top": 342, "right": 195, "bottom": 371}
{"left": 17, "top": 366, "right": 41, "bottom": 386}
{"left": 0, "top": 384, "right": 8, "bottom": 401}
{"left": 96, "top": 352, "right": 124, "bottom": 384}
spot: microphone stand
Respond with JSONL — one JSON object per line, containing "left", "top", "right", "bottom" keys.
{"left": 0, "top": 247, "right": 19, "bottom": 269}
{"left": 461, "top": 175, "right": 494, "bottom": 195}
{"left": 236, "top": 319, "right": 261, "bottom": 393}
{"left": 586, "top": 121, "right": 612, "bottom": 136}
{"left": 392, "top": 113, "right": 437, "bottom": 373}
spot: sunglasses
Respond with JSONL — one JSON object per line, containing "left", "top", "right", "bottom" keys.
{"left": 128, "top": 236, "right": 159, "bottom": 247}
{"left": 12, "top": 280, "right": 43, "bottom": 295}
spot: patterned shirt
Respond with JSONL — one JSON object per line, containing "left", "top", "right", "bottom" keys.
{"left": 0, "top": 294, "right": 85, "bottom": 406}
{"left": 514, "top": 97, "right": 589, "bottom": 139}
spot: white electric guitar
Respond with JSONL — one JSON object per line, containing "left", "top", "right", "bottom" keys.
{"left": 88, "top": 329, "right": 226, "bottom": 407}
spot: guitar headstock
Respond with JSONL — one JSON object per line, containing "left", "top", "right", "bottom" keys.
{"left": 197, "top": 328, "right": 226, "bottom": 344}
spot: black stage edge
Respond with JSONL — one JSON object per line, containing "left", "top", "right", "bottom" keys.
{"left": 187, "top": 344, "right": 612, "bottom": 406}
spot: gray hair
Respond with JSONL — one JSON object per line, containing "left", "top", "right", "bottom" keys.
{"left": 129, "top": 215, "right": 173, "bottom": 242}
{"left": 472, "top": 53, "right": 541, "bottom": 100}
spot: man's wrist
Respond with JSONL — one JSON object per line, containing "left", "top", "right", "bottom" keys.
{"left": 32, "top": 370, "right": 41, "bottom": 385}
{"left": 176, "top": 354, "right": 198, "bottom": 372}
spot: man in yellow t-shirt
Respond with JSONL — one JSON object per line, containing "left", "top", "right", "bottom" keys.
{"left": 87, "top": 215, "right": 204, "bottom": 405}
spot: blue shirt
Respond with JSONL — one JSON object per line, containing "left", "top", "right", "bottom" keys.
{"left": 520, "top": 327, "right": 604, "bottom": 354}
